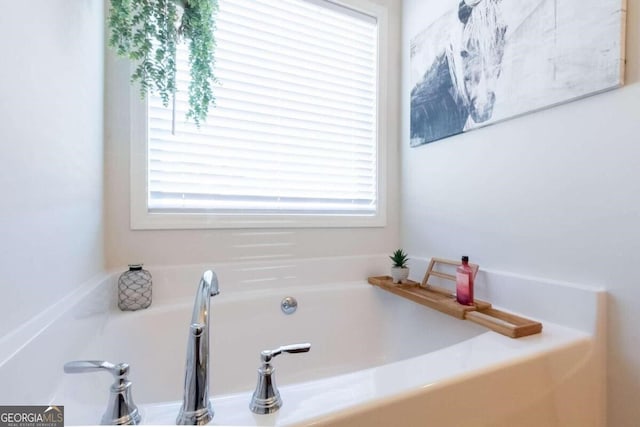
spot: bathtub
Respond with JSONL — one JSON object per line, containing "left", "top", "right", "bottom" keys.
{"left": 1, "top": 256, "right": 606, "bottom": 426}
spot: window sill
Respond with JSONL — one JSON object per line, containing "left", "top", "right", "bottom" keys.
{"left": 130, "top": 211, "right": 386, "bottom": 230}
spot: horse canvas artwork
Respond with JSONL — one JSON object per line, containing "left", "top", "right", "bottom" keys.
{"left": 410, "top": 0, "right": 627, "bottom": 147}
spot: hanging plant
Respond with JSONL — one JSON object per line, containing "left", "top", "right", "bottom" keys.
{"left": 108, "top": 0, "right": 218, "bottom": 126}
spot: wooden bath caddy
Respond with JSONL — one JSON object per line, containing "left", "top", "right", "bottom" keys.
{"left": 368, "top": 258, "right": 542, "bottom": 339}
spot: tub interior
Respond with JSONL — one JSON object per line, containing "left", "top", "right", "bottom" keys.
{"left": 65, "top": 282, "right": 486, "bottom": 404}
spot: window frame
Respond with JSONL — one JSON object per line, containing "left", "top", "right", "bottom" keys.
{"left": 130, "top": 0, "right": 388, "bottom": 230}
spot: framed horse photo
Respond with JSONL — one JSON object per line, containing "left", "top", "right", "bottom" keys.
{"left": 409, "top": 0, "right": 627, "bottom": 147}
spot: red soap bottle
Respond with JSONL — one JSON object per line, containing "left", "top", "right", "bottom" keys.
{"left": 456, "top": 256, "right": 474, "bottom": 306}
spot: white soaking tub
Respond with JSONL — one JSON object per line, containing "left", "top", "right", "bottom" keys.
{"left": 68, "top": 281, "right": 487, "bottom": 403}
{"left": 1, "top": 257, "right": 605, "bottom": 426}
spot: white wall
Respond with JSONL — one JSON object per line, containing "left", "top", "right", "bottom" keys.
{"left": 104, "top": 0, "right": 402, "bottom": 268}
{"left": 0, "top": 1, "right": 105, "bottom": 340}
{"left": 402, "top": 1, "right": 638, "bottom": 426}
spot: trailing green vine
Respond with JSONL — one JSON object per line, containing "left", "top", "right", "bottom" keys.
{"left": 108, "top": 0, "right": 218, "bottom": 126}
{"left": 180, "top": 0, "right": 218, "bottom": 125}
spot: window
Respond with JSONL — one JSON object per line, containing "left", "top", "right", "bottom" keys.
{"left": 131, "top": 0, "right": 387, "bottom": 229}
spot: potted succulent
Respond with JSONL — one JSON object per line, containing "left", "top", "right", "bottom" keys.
{"left": 389, "top": 249, "right": 410, "bottom": 284}
{"left": 107, "top": 0, "right": 219, "bottom": 126}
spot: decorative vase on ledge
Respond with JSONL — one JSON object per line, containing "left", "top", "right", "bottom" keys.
{"left": 118, "top": 264, "right": 152, "bottom": 311}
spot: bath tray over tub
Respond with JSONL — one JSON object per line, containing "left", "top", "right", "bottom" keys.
{"left": 368, "top": 258, "right": 542, "bottom": 338}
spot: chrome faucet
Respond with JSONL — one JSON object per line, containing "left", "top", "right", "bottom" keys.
{"left": 176, "top": 270, "right": 220, "bottom": 425}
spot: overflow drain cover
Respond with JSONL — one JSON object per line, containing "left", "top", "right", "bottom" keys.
{"left": 281, "top": 296, "right": 298, "bottom": 315}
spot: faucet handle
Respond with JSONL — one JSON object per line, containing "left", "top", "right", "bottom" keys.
{"left": 64, "top": 360, "right": 141, "bottom": 425}
{"left": 250, "top": 343, "right": 311, "bottom": 415}
{"left": 261, "top": 343, "right": 311, "bottom": 363}
{"left": 64, "top": 360, "right": 130, "bottom": 378}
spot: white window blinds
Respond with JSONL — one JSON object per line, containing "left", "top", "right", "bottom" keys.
{"left": 147, "top": 0, "right": 379, "bottom": 217}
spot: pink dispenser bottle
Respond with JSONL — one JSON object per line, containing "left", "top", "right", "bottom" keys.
{"left": 456, "top": 256, "right": 474, "bottom": 306}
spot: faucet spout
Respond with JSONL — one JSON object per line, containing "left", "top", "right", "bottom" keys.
{"left": 177, "top": 270, "right": 219, "bottom": 425}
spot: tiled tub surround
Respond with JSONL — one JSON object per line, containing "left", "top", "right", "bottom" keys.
{"left": 0, "top": 256, "right": 605, "bottom": 426}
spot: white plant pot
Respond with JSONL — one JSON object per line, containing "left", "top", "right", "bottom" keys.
{"left": 390, "top": 267, "right": 409, "bottom": 284}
